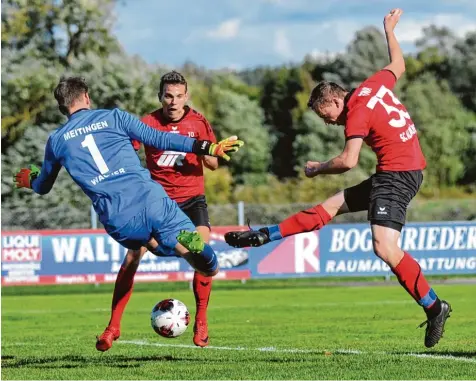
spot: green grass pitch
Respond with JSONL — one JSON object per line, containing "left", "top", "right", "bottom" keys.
{"left": 2, "top": 281, "right": 475, "bottom": 379}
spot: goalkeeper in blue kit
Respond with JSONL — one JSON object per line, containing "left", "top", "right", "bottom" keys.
{"left": 13, "top": 77, "right": 244, "bottom": 350}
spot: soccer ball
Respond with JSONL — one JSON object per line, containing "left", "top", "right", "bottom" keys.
{"left": 150, "top": 298, "right": 190, "bottom": 338}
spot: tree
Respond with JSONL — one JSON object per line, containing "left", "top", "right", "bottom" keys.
{"left": 260, "top": 67, "right": 303, "bottom": 178}
{"left": 204, "top": 167, "right": 233, "bottom": 204}
{"left": 1, "top": 124, "right": 91, "bottom": 229}
{"left": 293, "top": 111, "right": 342, "bottom": 169}
{"left": 1, "top": 0, "right": 119, "bottom": 66}
{"left": 1, "top": 49, "right": 63, "bottom": 149}
{"left": 403, "top": 73, "right": 474, "bottom": 187}
{"left": 1, "top": 0, "right": 120, "bottom": 150}
{"left": 449, "top": 31, "right": 476, "bottom": 112}
{"left": 1, "top": 0, "right": 167, "bottom": 229}
{"left": 293, "top": 110, "right": 376, "bottom": 177}
{"left": 67, "top": 52, "right": 160, "bottom": 116}
{"left": 211, "top": 87, "right": 271, "bottom": 181}
{"left": 415, "top": 25, "right": 457, "bottom": 56}
{"left": 404, "top": 26, "right": 456, "bottom": 83}
{"left": 337, "top": 27, "right": 389, "bottom": 86}
{"left": 460, "top": 120, "right": 476, "bottom": 186}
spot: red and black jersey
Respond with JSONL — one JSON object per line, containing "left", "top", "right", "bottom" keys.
{"left": 133, "top": 107, "right": 216, "bottom": 202}
{"left": 345, "top": 70, "right": 426, "bottom": 172}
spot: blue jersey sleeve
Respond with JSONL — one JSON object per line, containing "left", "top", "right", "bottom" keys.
{"left": 118, "top": 109, "right": 195, "bottom": 152}
{"left": 31, "top": 137, "right": 62, "bottom": 195}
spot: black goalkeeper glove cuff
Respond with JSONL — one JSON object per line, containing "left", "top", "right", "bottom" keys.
{"left": 192, "top": 140, "right": 213, "bottom": 156}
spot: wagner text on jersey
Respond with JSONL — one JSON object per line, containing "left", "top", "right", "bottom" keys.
{"left": 90, "top": 168, "right": 126, "bottom": 185}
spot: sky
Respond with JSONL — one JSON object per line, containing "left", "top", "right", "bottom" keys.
{"left": 114, "top": 0, "right": 476, "bottom": 70}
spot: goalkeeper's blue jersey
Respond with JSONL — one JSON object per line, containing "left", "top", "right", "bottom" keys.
{"left": 31, "top": 108, "right": 195, "bottom": 231}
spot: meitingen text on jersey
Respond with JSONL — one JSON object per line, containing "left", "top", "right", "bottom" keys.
{"left": 63, "top": 121, "right": 108, "bottom": 141}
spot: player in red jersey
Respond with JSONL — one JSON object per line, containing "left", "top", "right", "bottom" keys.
{"left": 225, "top": 9, "right": 451, "bottom": 348}
{"left": 96, "top": 71, "right": 220, "bottom": 351}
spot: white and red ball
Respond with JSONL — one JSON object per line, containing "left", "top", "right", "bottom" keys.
{"left": 150, "top": 299, "right": 190, "bottom": 338}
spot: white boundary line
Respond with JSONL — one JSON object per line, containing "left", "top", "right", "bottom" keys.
{"left": 3, "top": 300, "right": 416, "bottom": 314}
{"left": 118, "top": 340, "right": 476, "bottom": 363}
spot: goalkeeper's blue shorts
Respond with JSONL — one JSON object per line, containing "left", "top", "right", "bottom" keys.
{"left": 107, "top": 197, "right": 196, "bottom": 257}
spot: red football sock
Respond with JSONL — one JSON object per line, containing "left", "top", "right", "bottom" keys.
{"left": 279, "top": 204, "right": 332, "bottom": 238}
{"left": 392, "top": 252, "right": 435, "bottom": 307}
{"left": 193, "top": 271, "right": 212, "bottom": 322}
{"left": 108, "top": 264, "right": 137, "bottom": 329}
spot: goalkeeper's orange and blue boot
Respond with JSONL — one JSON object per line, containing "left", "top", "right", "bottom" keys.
{"left": 193, "top": 320, "right": 210, "bottom": 347}
{"left": 96, "top": 326, "right": 120, "bottom": 352}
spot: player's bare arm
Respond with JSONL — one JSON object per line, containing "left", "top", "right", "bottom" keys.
{"left": 383, "top": 8, "right": 405, "bottom": 80}
{"left": 203, "top": 156, "right": 219, "bottom": 170}
{"left": 304, "top": 138, "right": 363, "bottom": 177}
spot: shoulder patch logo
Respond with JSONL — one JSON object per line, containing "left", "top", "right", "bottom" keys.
{"left": 358, "top": 87, "right": 372, "bottom": 97}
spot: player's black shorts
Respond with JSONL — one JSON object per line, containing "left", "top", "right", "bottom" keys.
{"left": 343, "top": 170, "right": 423, "bottom": 232}
{"left": 177, "top": 195, "right": 211, "bottom": 229}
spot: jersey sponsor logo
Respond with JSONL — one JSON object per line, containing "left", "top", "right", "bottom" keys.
{"left": 156, "top": 151, "right": 187, "bottom": 167}
{"left": 170, "top": 126, "right": 180, "bottom": 134}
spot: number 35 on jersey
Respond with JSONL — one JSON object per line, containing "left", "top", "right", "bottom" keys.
{"left": 366, "top": 85, "right": 417, "bottom": 143}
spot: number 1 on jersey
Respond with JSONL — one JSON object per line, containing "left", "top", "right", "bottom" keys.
{"left": 81, "top": 134, "right": 110, "bottom": 174}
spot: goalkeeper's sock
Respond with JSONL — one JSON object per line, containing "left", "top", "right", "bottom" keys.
{"left": 200, "top": 243, "right": 216, "bottom": 268}
{"left": 187, "top": 244, "right": 218, "bottom": 274}
{"left": 278, "top": 204, "right": 332, "bottom": 238}
{"left": 108, "top": 264, "right": 137, "bottom": 329}
{"left": 193, "top": 271, "right": 212, "bottom": 322}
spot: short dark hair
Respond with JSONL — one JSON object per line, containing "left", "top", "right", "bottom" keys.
{"left": 158, "top": 71, "right": 187, "bottom": 98}
{"left": 307, "top": 81, "right": 347, "bottom": 109}
{"left": 54, "top": 76, "right": 89, "bottom": 115}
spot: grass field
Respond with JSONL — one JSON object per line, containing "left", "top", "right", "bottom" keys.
{"left": 2, "top": 281, "right": 475, "bottom": 380}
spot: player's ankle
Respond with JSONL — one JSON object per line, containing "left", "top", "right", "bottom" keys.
{"left": 260, "top": 225, "right": 281, "bottom": 241}
{"left": 424, "top": 298, "right": 442, "bottom": 320}
{"left": 107, "top": 323, "right": 120, "bottom": 331}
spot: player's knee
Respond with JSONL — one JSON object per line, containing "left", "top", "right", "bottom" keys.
{"left": 187, "top": 249, "right": 218, "bottom": 277}
{"left": 202, "top": 265, "right": 219, "bottom": 277}
{"left": 322, "top": 191, "right": 347, "bottom": 218}
{"left": 201, "top": 252, "right": 219, "bottom": 277}
{"left": 372, "top": 238, "right": 402, "bottom": 268}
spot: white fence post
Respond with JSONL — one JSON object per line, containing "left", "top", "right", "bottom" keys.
{"left": 90, "top": 205, "right": 98, "bottom": 229}
{"left": 237, "top": 201, "right": 245, "bottom": 226}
